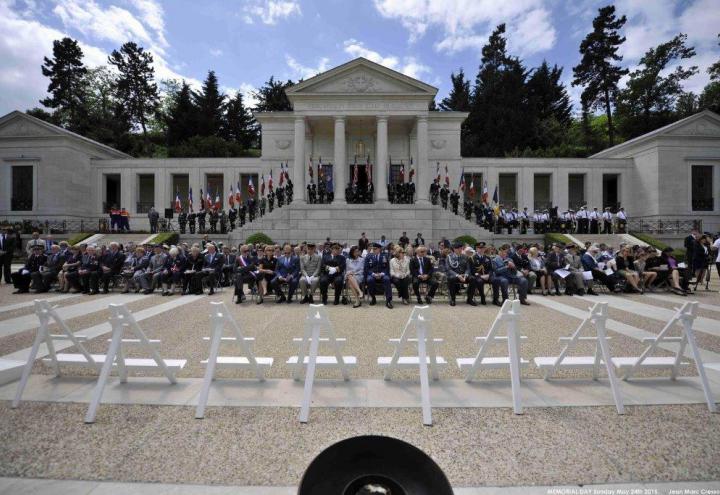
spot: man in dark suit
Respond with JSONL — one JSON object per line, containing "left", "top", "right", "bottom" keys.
{"left": 234, "top": 244, "right": 258, "bottom": 303}
{"left": 31, "top": 244, "right": 64, "bottom": 292}
{"left": 319, "top": 243, "right": 346, "bottom": 306}
{"left": 12, "top": 245, "right": 46, "bottom": 293}
{"left": 410, "top": 245, "right": 437, "bottom": 304}
{"left": 98, "top": 242, "right": 126, "bottom": 293}
{"left": 413, "top": 233, "right": 425, "bottom": 247}
{"left": 0, "top": 227, "right": 16, "bottom": 283}
{"left": 201, "top": 243, "right": 224, "bottom": 295}
{"left": 272, "top": 243, "right": 300, "bottom": 303}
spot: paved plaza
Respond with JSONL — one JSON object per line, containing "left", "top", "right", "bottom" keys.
{"left": 1, "top": 280, "right": 719, "bottom": 492}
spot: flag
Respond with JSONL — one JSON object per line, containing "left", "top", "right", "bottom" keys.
{"left": 308, "top": 157, "right": 314, "bottom": 183}
{"left": 436, "top": 162, "right": 441, "bottom": 183}
{"left": 469, "top": 176, "right": 476, "bottom": 198}
{"left": 326, "top": 169, "right": 333, "bottom": 192}
{"left": 279, "top": 163, "right": 285, "bottom": 186}
{"left": 367, "top": 155, "right": 372, "bottom": 184}
{"left": 199, "top": 188, "right": 205, "bottom": 210}
{"left": 228, "top": 185, "right": 235, "bottom": 208}
{"left": 174, "top": 189, "right": 182, "bottom": 213}
{"left": 214, "top": 190, "right": 221, "bottom": 210}
{"left": 284, "top": 162, "right": 290, "bottom": 183}
{"left": 249, "top": 176, "right": 256, "bottom": 196}
{"left": 459, "top": 168, "right": 465, "bottom": 192}
{"left": 353, "top": 156, "right": 358, "bottom": 185}
{"left": 188, "top": 187, "right": 194, "bottom": 212}
{"left": 492, "top": 184, "right": 498, "bottom": 204}
{"left": 444, "top": 164, "right": 449, "bottom": 186}
{"left": 318, "top": 157, "right": 323, "bottom": 179}
{"left": 206, "top": 190, "right": 212, "bottom": 210}
{"left": 399, "top": 161, "right": 405, "bottom": 183}
{"left": 235, "top": 181, "right": 242, "bottom": 204}
{"left": 409, "top": 157, "right": 415, "bottom": 182}
{"left": 481, "top": 181, "right": 488, "bottom": 204}
{"left": 268, "top": 169, "right": 274, "bottom": 191}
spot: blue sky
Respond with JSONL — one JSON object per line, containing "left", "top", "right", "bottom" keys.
{"left": 1, "top": 0, "right": 719, "bottom": 116}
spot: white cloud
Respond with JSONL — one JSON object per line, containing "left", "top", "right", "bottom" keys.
{"left": 342, "top": 39, "right": 431, "bottom": 79}
{"left": 285, "top": 55, "right": 331, "bottom": 80}
{"left": 372, "top": 0, "right": 557, "bottom": 57}
{"left": 209, "top": 48, "right": 223, "bottom": 57}
{"left": 242, "top": 0, "right": 301, "bottom": 25}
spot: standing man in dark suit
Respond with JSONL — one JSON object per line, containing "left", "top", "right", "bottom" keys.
{"left": 358, "top": 233, "right": 369, "bottom": 252}
{"left": 0, "top": 227, "right": 16, "bottom": 283}
{"left": 410, "top": 245, "right": 437, "bottom": 304}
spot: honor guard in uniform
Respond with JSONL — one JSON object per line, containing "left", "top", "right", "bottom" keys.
{"left": 576, "top": 206, "right": 588, "bottom": 234}
{"left": 198, "top": 209, "right": 207, "bottom": 233}
{"left": 589, "top": 207, "right": 600, "bottom": 234}
{"left": 616, "top": 207, "right": 627, "bottom": 233}
{"left": 239, "top": 203, "right": 247, "bottom": 226}
{"left": 468, "top": 242, "right": 492, "bottom": 305}
{"left": 178, "top": 210, "right": 188, "bottom": 234}
{"left": 364, "top": 243, "right": 393, "bottom": 308}
{"left": 209, "top": 209, "right": 219, "bottom": 233}
{"left": 408, "top": 182, "right": 415, "bottom": 203}
{"left": 602, "top": 207, "right": 613, "bottom": 234}
{"left": 277, "top": 187, "right": 284, "bottom": 207}
{"left": 220, "top": 210, "right": 227, "bottom": 234}
{"left": 440, "top": 184, "right": 449, "bottom": 209}
{"left": 259, "top": 196, "right": 266, "bottom": 216}
{"left": 430, "top": 180, "right": 440, "bottom": 205}
{"left": 318, "top": 181, "right": 326, "bottom": 204}
{"left": 287, "top": 180, "right": 294, "bottom": 203}
{"left": 446, "top": 242, "right": 477, "bottom": 306}
{"left": 319, "top": 243, "right": 346, "bottom": 305}
{"left": 188, "top": 211, "right": 196, "bottom": 234}
{"left": 248, "top": 198, "right": 256, "bottom": 222}
{"left": 268, "top": 191, "right": 275, "bottom": 212}
{"left": 228, "top": 207, "right": 237, "bottom": 231}
{"left": 388, "top": 183, "right": 396, "bottom": 204}
{"left": 450, "top": 190, "right": 460, "bottom": 215}
{"left": 520, "top": 207, "right": 530, "bottom": 233}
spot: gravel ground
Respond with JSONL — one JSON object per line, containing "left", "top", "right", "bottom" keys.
{"left": 0, "top": 294, "right": 87, "bottom": 322}
{"left": 0, "top": 401, "right": 718, "bottom": 487}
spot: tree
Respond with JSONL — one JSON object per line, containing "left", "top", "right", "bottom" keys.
{"left": 26, "top": 107, "right": 61, "bottom": 126}
{"left": 708, "top": 34, "right": 720, "bottom": 82}
{"left": 675, "top": 92, "right": 699, "bottom": 118}
{"left": 223, "top": 91, "right": 257, "bottom": 149}
{"left": 108, "top": 41, "right": 160, "bottom": 138}
{"left": 82, "top": 66, "right": 132, "bottom": 148}
{"left": 40, "top": 37, "right": 88, "bottom": 132}
{"left": 253, "top": 76, "right": 293, "bottom": 112}
{"left": 193, "top": 70, "right": 225, "bottom": 137}
{"left": 526, "top": 61, "right": 572, "bottom": 149}
{"left": 699, "top": 34, "right": 720, "bottom": 113}
{"left": 573, "top": 5, "right": 628, "bottom": 146}
{"left": 616, "top": 34, "right": 697, "bottom": 138}
{"left": 465, "top": 24, "right": 531, "bottom": 156}
{"left": 165, "top": 81, "right": 198, "bottom": 146}
{"left": 439, "top": 69, "right": 471, "bottom": 111}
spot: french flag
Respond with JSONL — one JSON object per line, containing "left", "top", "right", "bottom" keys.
{"left": 174, "top": 190, "right": 182, "bottom": 213}
{"left": 188, "top": 188, "right": 194, "bottom": 212}
{"left": 235, "top": 181, "right": 242, "bottom": 204}
{"left": 249, "top": 176, "right": 256, "bottom": 197}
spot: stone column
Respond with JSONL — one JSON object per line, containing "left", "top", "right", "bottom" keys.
{"left": 416, "top": 115, "right": 429, "bottom": 202}
{"left": 334, "top": 116, "right": 346, "bottom": 203}
{"left": 375, "top": 115, "right": 388, "bottom": 202}
{"left": 293, "top": 116, "right": 306, "bottom": 204}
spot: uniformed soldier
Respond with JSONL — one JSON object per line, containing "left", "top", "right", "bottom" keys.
{"left": 602, "top": 207, "right": 613, "bottom": 234}
{"left": 268, "top": 191, "right": 275, "bottom": 212}
{"left": 277, "top": 187, "right": 284, "bottom": 207}
{"left": 468, "top": 242, "right": 492, "bottom": 305}
{"left": 446, "top": 242, "right": 477, "bottom": 306}
{"left": 408, "top": 182, "right": 415, "bottom": 203}
{"left": 248, "top": 198, "right": 256, "bottom": 222}
{"left": 239, "top": 203, "right": 247, "bottom": 226}
{"left": 178, "top": 210, "right": 187, "bottom": 234}
{"left": 198, "top": 209, "right": 207, "bottom": 234}
{"left": 520, "top": 207, "right": 530, "bottom": 234}
{"left": 287, "top": 180, "right": 294, "bottom": 203}
{"left": 220, "top": 210, "right": 227, "bottom": 234}
{"left": 364, "top": 243, "right": 393, "bottom": 309}
{"left": 430, "top": 179, "right": 439, "bottom": 205}
{"left": 616, "top": 207, "right": 627, "bottom": 233}
{"left": 450, "top": 190, "right": 459, "bottom": 215}
{"left": 388, "top": 183, "right": 396, "bottom": 204}
{"left": 209, "top": 209, "right": 219, "bottom": 234}
{"left": 318, "top": 181, "right": 326, "bottom": 204}
{"left": 228, "top": 207, "right": 237, "bottom": 231}
{"left": 440, "top": 184, "right": 449, "bottom": 209}
{"left": 576, "top": 206, "right": 588, "bottom": 234}
{"left": 589, "top": 207, "right": 600, "bottom": 234}
{"left": 188, "top": 211, "right": 196, "bottom": 234}
{"left": 259, "top": 196, "right": 266, "bottom": 216}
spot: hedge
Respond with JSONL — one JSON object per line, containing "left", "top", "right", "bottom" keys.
{"left": 149, "top": 232, "right": 180, "bottom": 246}
{"left": 245, "top": 232, "right": 274, "bottom": 245}
{"left": 67, "top": 233, "right": 93, "bottom": 246}
{"left": 630, "top": 232, "right": 686, "bottom": 259}
{"left": 453, "top": 235, "right": 478, "bottom": 246}
{"left": 544, "top": 233, "right": 574, "bottom": 247}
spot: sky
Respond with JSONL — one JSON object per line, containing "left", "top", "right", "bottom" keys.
{"left": 1, "top": 0, "right": 719, "bottom": 116}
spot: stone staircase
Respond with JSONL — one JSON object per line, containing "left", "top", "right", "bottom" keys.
{"left": 566, "top": 233, "right": 651, "bottom": 248}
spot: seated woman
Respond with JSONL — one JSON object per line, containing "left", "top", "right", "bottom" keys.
{"left": 390, "top": 245, "right": 411, "bottom": 305}
{"left": 182, "top": 245, "right": 205, "bottom": 295}
{"left": 659, "top": 247, "right": 688, "bottom": 296}
{"left": 256, "top": 245, "right": 277, "bottom": 304}
{"left": 528, "top": 247, "right": 551, "bottom": 296}
{"left": 615, "top": 246, "right": 642, "bottom": 293}
{"left": 59, "top": 245, "right": 81, "bottom": 293}
{"left": 633, "top": 247, "right": 657, "bottom": 291}
{"left": 344, "top": 246, "right": 365, "bottom": 308}
{"left": 162, "top": 247, "right": 185, "bottom": 296}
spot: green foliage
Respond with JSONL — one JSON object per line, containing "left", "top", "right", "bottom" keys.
{"left": 439, "top": 69, "right": 471, "bottom": 111}
{"left": 544, "top": 233, "right": 573, "bottom": 247}
{"left": 245, "top": 232, "right": 274, "bottom": 245}
{"left": 629, "top": 232, "right": 686, "bottom": 259}
{"left": 572, "top": 5, "right": 628, "bottom": 146}
{"left": 193, "top": 70, "right": 225, "bottom": 137}
{"left": 453, "top": 235, "right": 478, "bottom": 246}
{"left": 67, "top": 233, "right": 92, "bottom": 246}
{"left": 149, "top": 232, "right": 180, "bottom": 246}
{"left": 40, "top": 37, "right": 88, "bottom": 133}
{"left": 699, "top": 81, "right": 720, "bottom": 113}
{"left": 252, "top": 76, "right": 293, "bottom": 112}
{"left": 169, "top": 135, "right": 250, "bottom": 158}
{"left": 223, "top": 92, "right": 258, "bottom": 149}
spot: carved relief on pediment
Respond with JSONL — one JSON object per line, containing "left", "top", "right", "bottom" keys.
{"left": 0, "top": 119, "right": 54, "bottom": 137}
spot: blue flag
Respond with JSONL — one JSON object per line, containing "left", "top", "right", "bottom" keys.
{"left": 492, "top": 185, "right": 498, "bottom": 204}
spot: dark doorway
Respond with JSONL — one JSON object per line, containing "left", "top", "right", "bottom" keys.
{"left": 603, "top": 174, "right": 619, "bottom": 211}
{"left": 105, "top": 174, "right": 121, "bottom": 213}
{"left": 349, "top": 163, "right": 369, "bottom": 190}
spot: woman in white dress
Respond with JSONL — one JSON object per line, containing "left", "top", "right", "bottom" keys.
{"left": 390, "top": 245, "right": 411, "bottom": 305}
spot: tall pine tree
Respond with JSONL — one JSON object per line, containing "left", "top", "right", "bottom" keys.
{"left": 527, "top": 61, "right": 572, "bottom": 149}
{"left": 699, "top": 34, "right": 720, "bottom": 113}
{"left": 439, "top": 69, "right": 471, "bottom": 111}
{"left": 573, "top": 5, "right": 628, "bottom": 146}
{"left": 108, "top": 41, "right": 159, "bottom": 138}
{"left": 40, "top": 37, "right": 88, "bottom": 132}
{"left": 616, "top": 34, "right": 697, "bottom": 138}
{"left": 193, "top": 70, "right": 225, "bottom": 137}
{"left": 166, "top": 81, "right": 198, "bottom": 146}
{"left": 223, "top": 92, "right": 257, "bottom": 149}
{"left": 253, "top": 76, "right": 293, "bottom": 111}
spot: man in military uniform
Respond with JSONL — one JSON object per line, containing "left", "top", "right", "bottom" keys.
{"left": 188, "top": 211, "right": 196, "bottom": 234}
{"left": 468, "top": 242, "right": 492, "bottom": 305}
{"left": 440, "top": 184, "right": 449, "bottom": 209}
{"left": 268, "top": 191, "right": 275, "bottom": 212}
{"left": 198, "top": 208, "right": 207, "bottom": 234}
{"left": 346, "top": 182, "right": 354, "bottom": 204}
{"left": 318, "top": 181, "right": 326, "bottom": 204}
{"left": 430, "top": 179, "right": 439, "bottom": 205}
{"left": 408, "top": 181, "right": 415, "bottom": 203}
{"left": 399, "top": 232, "right": 410, "bottom": 249}
{"left": 616, "top": 207, "right": 627, "bottom": 233}
{"left": 388, "top": 183, "right": 396, "bottom": 204}
{"left": 248, "top": 198, "right": 256, "bottom": 222}
{"left": 219, "top": 210, "right": 227, "bottom": 234}
{"left": 364, "top": 243, "right": 393, "bottom": 308}
{"left": 319, "top": 243, "right": 345, "bottom": 305}
{"left": 228, "top": 207, "right": 237, "bottom": 231}
{"left": 12, "top": 245, "right": 46, "bottom": 293}
{"left": 450, "top": 189, "right": 459, "bottom": 215}
{"left": 209, "top": 209, "right": 219, "bottom": 234}
{"left": 178, "top": 209, "right": 188, "bottom": 234}
{"left": 277, "top": 186, "right": 284, "bottom": 208}
{"left": 259, "top": 196, "right": 266, "bottom": 217}
{"left": 589, "top": 207, "right": 600, "bottom": 234}
{"left": 287, "top": 180, "right": 294, "bottom": 203}
{"left": 520, "top": 207, "right": 530, "bottom": 234}
{"left": 239, "top": 203, "right": 247, "bottom": 226}
{"left": 602, "top": 207, "right": 613, "bottom": 234}
{"left": 576, "top": 206, "right": 588, "bottom": 234}
{"left": 446, "top": 242, "right": 477, "bottom": 306}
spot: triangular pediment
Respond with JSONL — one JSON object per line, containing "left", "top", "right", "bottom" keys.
{"left": 0, "top": 112, "right": 62, "bottom": 138}
{"left": 665, "top": 114, "right": 720, "bottom": 137}
{"left": 287, "top": 58, "right": 437, "bottom": 96}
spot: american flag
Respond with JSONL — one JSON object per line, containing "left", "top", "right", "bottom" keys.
{"left": 249, "top": 176, "right": 256, "bottom": 197}
{"left": 279, "top": 163, "right": 284, "bottom": 187}
{"left": 409, "top": 157, "right": 415, "bottom": 182}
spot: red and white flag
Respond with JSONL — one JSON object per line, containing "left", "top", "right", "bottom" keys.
{"left": 279, "top": 163, "right": 285, "bottom": 186}
{"left": 205, "top": 190, "right": 212, "bottom": 210}
{"left": 199, "top": 188, "right": 205, "bottom": 210}
{"left": 174, "top": 190, "right": 182, "bottom": 213}
{"left": 259, "top": 174, "right": 264, "bottom": 196}
{"left": 469, "top": 176, "right": 476, "bottom": 198}
{"left": 399, "top": 162, "right": 405, "bottom": 183}
{"left": 308, "top": 158, "right": 314, "bottom": 183}
{"left": 482, "top": 181, "right": 489, "bottom": 204}
{"left": 436, "top": 162, "right": 441, "bottom": 183}
{"left": 214, "top": 190, "right": 221, "bottom": 210}
{"left": 188, "top": 188, "right": 194, "bottom": 212}
{"left": 459, "top": 168, "right": 465, "bottom": 192}
{"left": 228, "top": 185, "right": 235, "bottom": 208}
{"left": 268, "top": 170, "right": 274, "bottom": 191}
{"left": 235, "top": 181, "right": 242, "bottom": 204}
{"left": 444, "top": 164, "right": 450, "bottom": 186}
{"left": 409, "top": 157, "right": 415, "bottom": 183}
{"left": 249, "top": 177, "right": 256, "bottom": 197}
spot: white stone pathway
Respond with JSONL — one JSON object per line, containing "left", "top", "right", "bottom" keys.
{"left": 0, "top": 294, "right": 75, "bottom": 314}
{"left": 646, "top": 293, "right": 720, "bottom": 313}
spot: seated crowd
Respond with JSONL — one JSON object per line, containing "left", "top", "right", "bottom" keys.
{"left": 10, "top": 232, "right": 715, "bottom": 307}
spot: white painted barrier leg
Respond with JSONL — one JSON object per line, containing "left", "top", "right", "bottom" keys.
{"left": 685, "top": 325, "right": 717, "bottom": 413}
{"left": 596, "top": 316, "right": 624, "bottom": 415}
{"left": 196, "top": 318, "right": 223, "bottom": 419}
{"left": 506, "top": 309, "right": 523, "bottom": 415}
{"left": 416, "top": 323, "right": 433, "bottom": 426}
{"left": 299, "top": 322, "right": 321, "bottom": 423}
{"left": 84, "top": 325, "right": 123, "bottom": 424}
{"left": 11, "top": 317, "right": 47, "bottom": 408}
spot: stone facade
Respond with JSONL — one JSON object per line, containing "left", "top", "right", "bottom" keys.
{"left": 1, "top": 57, "right": 720, "bottom": 239}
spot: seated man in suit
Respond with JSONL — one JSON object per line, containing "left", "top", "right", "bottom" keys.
{"left": 221, "top": 245, "right": 236, "bottom": 286}
{"left": 201, "top": 243, "right": 224, "bottom": 295}
{"left": 468, "top": 242, "right": 493, "bottom": 305}
{"left": 72, "top": 245, "right": 101, "bottom": 294}
{"left": 319, "top": 243, "right": 346, "bottom": 306}
{"left": 409, "top": 245, "right": 438, "bottom": 305}
{"left": 234, "top": 244, "right": 258, "bottom": 303}
{"left": 272, "top": 243, "right": 300, "bottom": 303}
{"left": 98, "top": 242, "right": 125, "bottom": 293}
{"left": 364, "top": 243, "right": 393, "bottom": 308}
{"left": 140, "top": 244, "right": 169, "bottom": 294}
{"left": 581, "top": 246, "right": 621, "bottom": 293}
{"left": 299, "top": 242, "right": 322, "bottom": 303}
{"left": 31, "top": 244, "right": 64, "bottom": 293}
{"left": 491, "top": 244, "right": 530, "bottom": 306}
{"left": 446, "top": 242, "right": 478, "bottom": 306}
{"left": 12, "top": 245, "right": 47, "bottom": 293}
